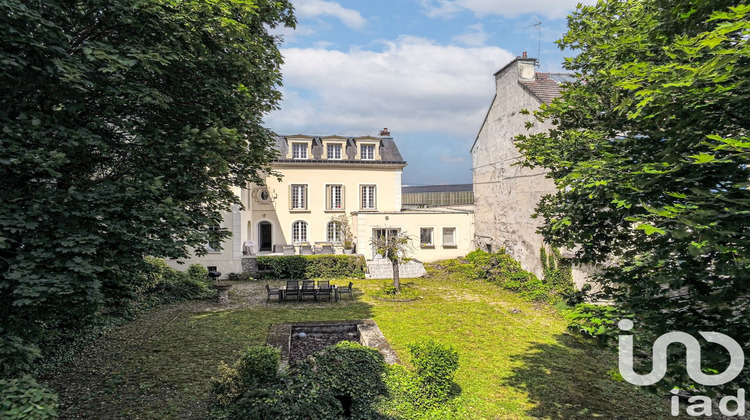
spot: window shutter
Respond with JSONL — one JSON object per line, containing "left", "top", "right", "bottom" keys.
{"left": 341, "top": 185, "right": 345, "bottom": 210}
{"left": 325, "top": 185, "right": 331, "bottom": 210}
{"left": 289, "top": 185, "right": 292, "bottom": 210}
{"left": 303, "top": 185, "right": 308, "bottom": 209}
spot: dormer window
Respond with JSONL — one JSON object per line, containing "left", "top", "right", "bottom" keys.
{"left": 327, "top": 143, "right": 342, "bottom": 160}
{"left": 361, "top": 144, "right": 375, "bottom": 160}
{"left": 292, "top": 143, "right": 307, "bottom": 159}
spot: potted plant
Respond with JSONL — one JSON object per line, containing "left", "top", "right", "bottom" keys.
{"left": 331, "top": 214, "right": 355, "bottom": 254}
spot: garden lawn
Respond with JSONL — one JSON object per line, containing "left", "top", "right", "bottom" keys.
{"left": 45, "top": 266, "right": 684, "bottom": 419}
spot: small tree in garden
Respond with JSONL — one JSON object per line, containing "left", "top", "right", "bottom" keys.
{"left": 371, "top": 232, "right": 414, "bottom": 292}
{"left": 330, "top": 214, "right": 354, "bottom": 250}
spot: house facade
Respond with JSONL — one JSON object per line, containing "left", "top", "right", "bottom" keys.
{"left": 168, "top": 132, "right": 474, "bottom": 276}
{"left": 471, "top": 53, "right": 588, "bottom": 286}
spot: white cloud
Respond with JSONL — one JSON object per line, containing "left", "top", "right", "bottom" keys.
{"left": 452, "top": 23, "right": 489, "bottom": 47}
{"left": 422, "top": 0, "right": 593, "bottom": 20}
{"left": 269, "top": 24, "right": 316, "bottom": 44}
{"left": 293, "top": 0, "right": 367, "bottom": 30}
{"left": 265, "top": 36, "right": 515, "bottom": 138}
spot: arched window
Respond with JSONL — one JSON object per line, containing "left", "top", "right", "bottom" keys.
{"left": 327, "top": 221, "right": 342, "bottom": 242}
{"left": 292, "top": 221, "right": 308, "bottom": 243}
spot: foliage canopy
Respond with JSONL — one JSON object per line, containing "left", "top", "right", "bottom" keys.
{"left": 0, "top": 0, "right": 294, "bottom": 376}
{"left": 515, "top": 0, "right": 749, "bottom": 394}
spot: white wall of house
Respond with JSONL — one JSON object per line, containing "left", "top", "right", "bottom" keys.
{"left": 352, "top": 209, "right": 474, "bottom": 263}
{"left": 167, "top": 134, "right": 475, "bottom": 277}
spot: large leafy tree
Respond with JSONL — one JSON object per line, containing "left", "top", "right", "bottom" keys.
{"left": 516, "top": 0, "right": 749, "bottom": 394}
{"left": 0, "top": 0, "right": 294, "bottom": 375}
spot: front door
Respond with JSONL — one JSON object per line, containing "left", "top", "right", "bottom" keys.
{"left": 259, "top": 222, "right": 272, "bottom": 252}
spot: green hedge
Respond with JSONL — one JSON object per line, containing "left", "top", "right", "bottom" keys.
{"left": 256, "top": 255, "right": 366, "bottom": 279}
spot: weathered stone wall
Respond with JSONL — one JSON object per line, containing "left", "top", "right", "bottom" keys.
{"left": 366, "top": 259, "right": 426, "bottom": 279}
{"left": 471, "top": 59, "right": 557, "bottom": 279}
{"left": 241, "top": 257, "right": 258, "bottom": 275}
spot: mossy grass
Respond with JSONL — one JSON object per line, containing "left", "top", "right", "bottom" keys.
{"left": 371, "top": 281, "right": 420, "bottom": 301}
{"left": 45, "top": 268, "right": 690, "bottom": 419}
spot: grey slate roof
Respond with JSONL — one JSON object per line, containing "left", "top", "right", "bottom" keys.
{"left": 402, "top": 184, "right": 473, "bottom": 194}
{"left": 272, "top": 135, "right": 406, "bottom": 164}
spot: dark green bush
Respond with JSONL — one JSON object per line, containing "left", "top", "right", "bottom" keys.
{"left": 408, "top": 340, "right": 459, "bottom": 402}
{"left": 379, "top": 342, "right": 465, "bottom": 418}
{"left": 0, "top": 375, "right": 59, "bottom": 420}
{"left": 211, "top": 342, "right": 388, "bottom": 420}
{"left": 296, "top": 341, "right": 387, "bottom": 417}
{"left": 212, "top": 346, "right": 281, "bottom": 407}
{"left": 187, "top": 264, "right": 210, "bottom": 284}
{"left": 256, "top": 255, "right": 366, "bottom": 279}
{"left": 0, "top": 332, "right": 41, "bottom": 378}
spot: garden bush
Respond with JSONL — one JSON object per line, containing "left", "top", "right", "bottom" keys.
{"left": 211, "top": 346, "right": 281, "bottom": 407}
{"left": 256, "top": 255, "right": 366, "bottom": 279}
{"left": 186, "top": 264, "right": 210, "bottom": 284}
{"left": 408, "top": 340, "right": 459, "bottom": 402}
{"left": 211, "top": 342, "right": 387, "bottom": 420}
{"left": 0, "top": 375, "right": 59, "bottom": 420}
{"left": 379, "top": 341, "right": 464, "bottom": 419}
{"left": 457, "top": 249, "right": 577, "bottom": 304}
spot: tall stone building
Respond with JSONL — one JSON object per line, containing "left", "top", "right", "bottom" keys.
{"left": 471, "top": 53, "right": 585, "bottom": 284}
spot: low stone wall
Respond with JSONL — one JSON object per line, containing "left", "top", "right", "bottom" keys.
{"left": 241, "top": 257, "right": 258, "bottom": 275}
{"left": 266, "top": 319, "right": 400, "bottom": 370}
{"left": 366, "top": 259, "right": 426, "bottom": 279}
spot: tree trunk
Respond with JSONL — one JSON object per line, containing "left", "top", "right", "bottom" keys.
{"left": 391, "top": 260, "right": 400, "bottom": 292}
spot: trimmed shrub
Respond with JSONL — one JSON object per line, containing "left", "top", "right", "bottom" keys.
{"left": 256, "top": 255, "right": 366, "bottom": 279}
{"left": 295, "top": 341, "right": 387, "bottom": 417}
{"left": 211, "top": 342, "right": 388, "bottom": 420}
{"left": 379, "top": 342, "right": 465, "bottom": 419}
{"left": 408, "top": 340, "right": 459, "bottom": 402}
{"left": 211, "top": 346, "right": 280, "bottom": 407}
{"left": 0, "top": 376, "right": 59, "bottom": 419}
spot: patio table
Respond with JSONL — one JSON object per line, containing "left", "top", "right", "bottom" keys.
{"left": 277, "top": 284, "right": 338, "bottom": 302}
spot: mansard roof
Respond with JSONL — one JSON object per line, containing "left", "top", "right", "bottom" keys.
{"left": 272, "top": 135, "right": 406, "bottom": 165}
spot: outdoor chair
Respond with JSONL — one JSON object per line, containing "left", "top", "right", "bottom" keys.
{"left": 265, "top": 284, "right": 280, "bottom": 303}
{"left": 337, "top": 281, "right": 353, "bottom": 300}
{"left": 301, "top": 280, "right": 316, "bottom": 301}
{"left": 316, "top": 280, "right": 332, "bottom": 302}
{"left": 300, "top": 244, "right": 313, "bottom": 255}
{"left": 284, "top": 280, "right": 300, "bottom": 301}
{"left": 320, "top": 244, "right": 334, "bottom": 255}
{"left": 282, "top": 245, "right": 295, "bottom": 256}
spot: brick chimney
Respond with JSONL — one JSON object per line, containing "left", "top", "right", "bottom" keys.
{"left": 518, "top": 51, "right": 535, "bottom": 81}
{"left": 379, "top": 128, "right": 390, "bottom": 136}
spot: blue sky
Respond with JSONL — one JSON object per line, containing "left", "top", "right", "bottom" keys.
{"left": 264, "top": 0, "right": 591, "bottom": 185}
